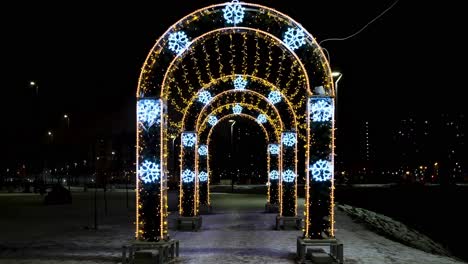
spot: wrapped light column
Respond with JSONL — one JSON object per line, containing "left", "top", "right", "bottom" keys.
{"left": 305, "top": 97, "right": 335, "bottom": 239}
{"left": 267, "top": 143, "right": 280, "bottom": 206}
{"left": 180, "top": 132, "right": 199, "bottom": 217}
{"left": 136, "top": 98, "right": 167, "bottom": 241}
{"left": 280, "top": 131, "right": 297, "bottom": 217}
{"left": 197, "top": 144, "right": 209, "bottom": 206}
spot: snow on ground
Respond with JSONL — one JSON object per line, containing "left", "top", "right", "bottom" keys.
{"left": 0, "top": 191, "right": 466, "bottom": 263}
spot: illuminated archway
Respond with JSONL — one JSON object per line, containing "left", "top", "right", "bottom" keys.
{"left": 136, "top": 1, "right": 335, "bottom": 246}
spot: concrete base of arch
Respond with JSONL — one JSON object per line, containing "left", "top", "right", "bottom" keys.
{"left": 296, "top": 237, "right": 344, "bottom": 264}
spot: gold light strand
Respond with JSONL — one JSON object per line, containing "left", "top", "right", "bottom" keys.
{"left": 241, "top": 32, "right": 248, "bottom": 76}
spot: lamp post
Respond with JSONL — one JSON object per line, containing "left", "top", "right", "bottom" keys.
{"left": 229, "top": 120, "right": 236, "bottom": 192}
{"left": 63, "top": 114, "right": 70, "bottom": 129}
{"left": 332, "top": 72, "right": 342, "bottom": 179}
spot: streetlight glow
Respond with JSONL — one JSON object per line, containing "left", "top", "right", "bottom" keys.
{"left": 30, "top": 81, "right": 36, "bottom": 86}
{"left": 48, "top": 131, "right": 52, "bottom": 136}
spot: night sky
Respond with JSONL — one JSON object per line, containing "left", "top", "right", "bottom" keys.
{"left": 0, "top": 1, "right": 462, "bottom": 168}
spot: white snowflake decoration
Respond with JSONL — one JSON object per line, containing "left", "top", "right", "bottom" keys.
{"left": 283, "top": 27, "right": 306, "bottom": 51}
{"left": 256, "top": 114, "right": 267, "bottom": 124}
{"left": 310, "top": 98, "right": 333, "bottom": 122}
{"left": 138, "top": 160, "right": 160, "bottom": 183}
{"left": 234, "top": 75, "right": 248, "bottom": 90}
{"left": 310, "top": 159, "right": 332, "bottom": 182}
{"left": 269, "top": 170, "right": 279, "bottom": 180}
{"left": 137, "top": 99, "right": 160, "bottom": 128}
{"left": 208, "top": 115, "right": 218, "bottom": 126}
{"left": 198, "top": 145, "right": 208, "bottom": 156}
{"left": 222, "top": 0, "right": 245, "bottom": 25}
{"left": 182, "top": 133, "right": 197, "bottom": 147}
{"left": 198, "top": 171, "right": 208, "bottom": 182}
{"left": 282, "top": 132, "right": 296, "bottom": 147}
{"left": 268, "top": 144, "right": 280, "bottom": 155}
{"left": 181, "top": 169, "right": 195, "bottom": 183}
{"left": 198, "top": 90, "right": 212, "bottom": 105}
{"left": 168, "top": 31, "right": 190, "bottom": 55}
{"left": 282, "top": 169, "right": 296, "bottom": 183}
{"left": 268, "top": 90, "right": 282, "bottom": 104}
{"left": 232, "top": 104, "right": 243, "bottom": 115}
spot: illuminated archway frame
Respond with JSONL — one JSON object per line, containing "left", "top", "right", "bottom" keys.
{"left": 181, "top": 74, "right": 297, "bottom": 132}
{"left": 199, "top": 105, "right": 281, "bottom": 207}
{"left": 136, "top": 1, "right": 335, "bottom": 242}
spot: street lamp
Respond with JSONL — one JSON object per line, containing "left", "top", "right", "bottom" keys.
{"left": 229, "top": 119, "right": 236, "bottom": 192}
{"left": 30, "top": 81, "right": 38, "bottom": 96}
{"left": 63, "top": 114, "right": 70, "bottom": 128}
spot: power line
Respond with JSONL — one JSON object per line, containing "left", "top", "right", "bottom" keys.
{"left": 319, "top": 0, "right": 399, "bottom": 46}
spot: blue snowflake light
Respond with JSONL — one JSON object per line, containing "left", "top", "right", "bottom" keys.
{"left": 268, "top": 144, "right": 280, "bottom": 155}
{"left": 310, "top": 98, "right": 333, "bottom": 122}
{"left": 222, "top": 0, "right": 245, "bottom": 25}
{"left": 198, "top": 90, "right": 212, "bottom": 105}
{"left": 138, "top": 160, "right": 160, "bottom": 184}
{"left": 283, "top": 27, "right": 306, "bottom": 51}
{"left": 268, "top": 90, "right": 282, "bottom": 104}
{"left": 181, "top": 169, "right": 195, "bottom": 183}
{"left": 269, "top": 170, "right": 279, "bottom": 180}
{"left": 234, "top": 75, "right": 248, "bottom": 90}
{"left": 137, "top": 99, "right": 160, "bottom": 127}
{"left": 310, "top": 160, "right": 332, "bottom": 182}
{"left": 208, "top": 115, "right": 218, "bottom": 126}
{"left": 198, "top": 171, "right": 208, "bottom": 182}
{"left": 257, "top": 114, "right": 267, "bottom": 124}
{"left": 198, "top": 145, "right": 208, "bottom": 156}
{"left": 282, "top": 132, "right": 296, "bottom": 147}
{"left": 168, "top": 31, "right": 190, "bottom": 55}
{"left": 182, "top": 133, "right": 197, "bottom": 147}
{"left": 232, "top": 104, "right": 243, "bottom": 115}
{"left": 282, "top": 169, "right": 296, "bottom": 183}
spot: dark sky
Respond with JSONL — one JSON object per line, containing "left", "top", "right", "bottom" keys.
{"left": 0, "top": 1, "right": 462, "bottom": 167}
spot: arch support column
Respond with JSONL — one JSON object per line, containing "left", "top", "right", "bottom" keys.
{"left": 267, "top": 143, "right": 280, "bottom": 208}
{"left": 280, "top": 131, "right": 297, "bottom": 217}
{"left": 305, "top": 97, "right": 335, "bottom": 239}
{"left": 197, "top": 144, "right": 209, "bottom": 208}
{"left": 179, "top": 131, "right": 199, "bottom": 217}
{"left": 136, "top": 98, "right": 167, "bottom": 241}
